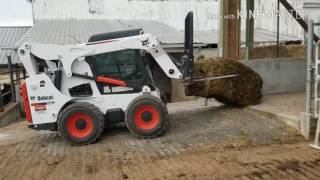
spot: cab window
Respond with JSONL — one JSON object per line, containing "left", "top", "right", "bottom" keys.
{"left": 94, "top": 49, "right": 145, "bottom": 82}
{"left": 88, "top": 49, "right": 147, "bottom": 94}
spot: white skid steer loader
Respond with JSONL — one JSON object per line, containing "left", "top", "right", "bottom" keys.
{"left": 18, "top": 12, "right": 195, "bottom": 145}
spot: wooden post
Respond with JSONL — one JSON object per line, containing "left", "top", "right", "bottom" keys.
{"left": 7, "top": 56, "right": 16, "bottom": 103}
{"left": 221, "top": 0, "right": 241, "bottom": 60}
{"left": 0, "top": 84, "right": 3, "bottom": 112}
{"left": 218, "top": 0, "right": 225, "bottom": 57}
{"left": 246, "top": 0, "right": 254, "bottom": 60}
{"left": 277, "top": 0, "right": 280, "bottom": 58}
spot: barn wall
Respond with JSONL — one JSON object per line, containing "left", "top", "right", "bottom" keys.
{"left": 33, "top": 0, "right": 219, "bottom": 31}
{"left": 243, "top": 58, "right": 306, "bottom": 94}
{"left": 33, "top": 0, "right": 304, "bottom": 38}
{"left": 255, "top": 0, "right": 305, "bottom": 39}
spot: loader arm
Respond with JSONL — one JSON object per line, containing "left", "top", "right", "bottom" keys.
{"left": 18, "top": 33, "right": 183, "bottom": 80}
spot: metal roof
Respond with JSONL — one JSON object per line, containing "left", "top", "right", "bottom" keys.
{"left": 13, "top": 19, "right": 302, "bottom": 64}
{"left": 0, "top": 26, "right": 31, "bottom": 65}
{"left": 15, "top": 19, "right": 208, "bottom": 49}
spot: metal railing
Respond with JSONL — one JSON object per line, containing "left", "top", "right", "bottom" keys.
{"left": 306, "top": 20, "right": 320, "bottom": 149}
{"left": 0, "top": 56, "right": 27, "bottom": 111}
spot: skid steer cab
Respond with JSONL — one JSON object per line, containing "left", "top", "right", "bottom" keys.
{"left": 18, "top": 12, "right": 194, "bottom": 145}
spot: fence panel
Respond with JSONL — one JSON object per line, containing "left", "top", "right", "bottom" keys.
{"left": 0, "top": 56, "right": 26, "bottom": 111}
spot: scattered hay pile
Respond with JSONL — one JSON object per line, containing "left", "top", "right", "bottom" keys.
{"left": 240, "top": 45, "right": 307, "bottom": 59}
{"left": 185, "top": 56, "right": 263, "bottom": 107}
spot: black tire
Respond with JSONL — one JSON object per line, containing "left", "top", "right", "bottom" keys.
{"left": 58, "top": 102, "right": 105, "bottom": 145}
{"left": 125, "top": 95, "right": 168, "bottom": 139}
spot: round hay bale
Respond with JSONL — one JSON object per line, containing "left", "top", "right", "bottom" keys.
{"left": 185, "top": 56, "right": 263, "bottom": 107}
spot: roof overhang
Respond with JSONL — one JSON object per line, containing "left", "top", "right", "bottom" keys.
{"left": 15, "top": 19, "right": 215, "bottom": 52}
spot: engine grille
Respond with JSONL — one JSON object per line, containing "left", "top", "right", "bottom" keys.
{"left": 69, "top": 83, "right": 93, "bottom": 97}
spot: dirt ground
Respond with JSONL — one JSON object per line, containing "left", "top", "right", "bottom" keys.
{"left": 0, "top": 106, "right": 319, "bottom": 180}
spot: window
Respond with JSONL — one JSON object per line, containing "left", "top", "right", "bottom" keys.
{"left": 86, "top": 49, "right": 148, "bottom": 94}
{"left": 94, "top": 49, "right": 145, "bottom": 82}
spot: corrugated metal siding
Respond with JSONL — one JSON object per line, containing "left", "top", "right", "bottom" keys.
{"left": 0, "top": 27, "right": 31, "bottom": 64}
{"left": 15, "top": 18, "right": 300, "bottom": 49}
{"left": 15, "top": 19, "right": 209, "bottom": 49}
{"left": 240, "top": 0, "right": 305, "bottom": 39}
{"left": 33, "top": 0, "right": 218, "bottom": 31}
{"left": 32, "top": 0, "right": 306, "bottom": 39}
{"left": 303, "top": 0, "right": 320, "bottom": 36}
{"left": 255, "top": 0, "right": 305, "bottom": 39}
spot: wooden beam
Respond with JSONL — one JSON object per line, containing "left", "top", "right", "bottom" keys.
{"left": 221, "top": 0, "right": 241, "bottom": 60}
{"left": 246, "top": 0, "right": 254, "bottom": 59}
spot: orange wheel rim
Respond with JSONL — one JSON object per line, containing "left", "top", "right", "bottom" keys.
{"left": 66, "top": 112, "right": 93, "bottom": 138}
{"left": 134, "top": 105, "right": 160, "bottom": 130}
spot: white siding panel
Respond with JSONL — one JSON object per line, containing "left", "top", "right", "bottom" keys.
{"left": 240, "top": 0, "right": 304, "bottom": 39}
{"left": 33, "top": 0, "right": 305, "bottom": 38}
{"left": 33, "top": 0, "right": 218, "bottom": 31}
{"left": 255, "top": 0, "right": 304, "bottom": 39}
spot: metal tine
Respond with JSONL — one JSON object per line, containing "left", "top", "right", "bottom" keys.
{"left": 192, "top": 74, "right": 239, "bottom": 82}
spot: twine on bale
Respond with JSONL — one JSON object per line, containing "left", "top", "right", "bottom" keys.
{"left": 185, "top": 56, "right": 263, "bottom": 107}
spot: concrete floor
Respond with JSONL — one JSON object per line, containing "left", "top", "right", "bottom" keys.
{"left": 170, "top": 91, "right": 310, "bottom": 140}
{"left": 247, "top": 91, "right": 305, "bottom": 131}
{"left": 170, "top": 91, "right": 307, "bottom": 136}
